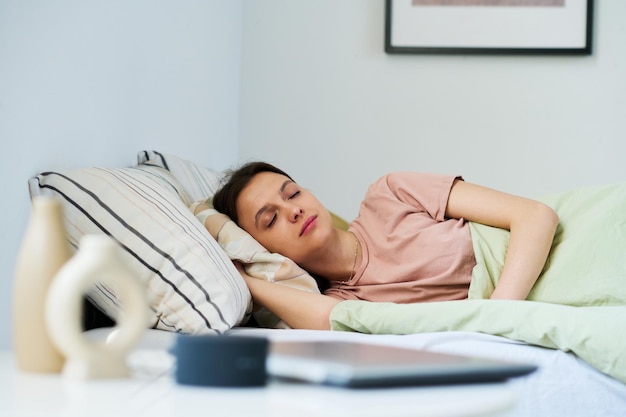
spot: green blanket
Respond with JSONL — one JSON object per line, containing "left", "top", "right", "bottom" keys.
{"left": 330, "top": 183, "right": 626, "bottom": 383}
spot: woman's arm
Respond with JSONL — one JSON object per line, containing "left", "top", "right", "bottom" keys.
{"left": 446, "top": 180, "right": 559, "bottom": 300}
{"left": 235, "top": 262, "right": 340, "bottom": 330}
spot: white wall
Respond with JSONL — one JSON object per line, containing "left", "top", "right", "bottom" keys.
{"left": 239, "top": 0, "right": 626, "bottom": 222}
{"left": 0, "top": 0, "right": 242, "bottom": 349}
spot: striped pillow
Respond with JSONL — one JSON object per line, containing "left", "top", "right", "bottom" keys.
{"left": 137, "top": 150, "right": 221, "bottom": 202}
{"left": 29, "top": 164, "right": 251, "bottom": 335}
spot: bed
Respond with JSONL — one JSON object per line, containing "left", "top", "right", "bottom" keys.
{"left": 30, "top": 150, "right": 626, "bottom": 417}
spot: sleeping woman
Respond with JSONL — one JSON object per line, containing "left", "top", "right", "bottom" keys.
{"left": 209, "top": 162, "right": 561, "bottom": 330}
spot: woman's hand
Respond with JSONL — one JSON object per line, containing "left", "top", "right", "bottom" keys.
{"left": 446, "top": 180, "right": 559, "bottom": 300}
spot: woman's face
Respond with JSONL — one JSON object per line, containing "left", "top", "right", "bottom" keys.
{"left": 236, "top": 171, "right": 334, "bottom": 264}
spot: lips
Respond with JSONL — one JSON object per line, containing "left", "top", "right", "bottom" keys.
{"left": 300, "top": 215, "right": 317, "bottom": 236}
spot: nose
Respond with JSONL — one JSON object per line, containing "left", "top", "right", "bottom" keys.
{"left": 288, "top": 205, "right": 303, "bottom": 223}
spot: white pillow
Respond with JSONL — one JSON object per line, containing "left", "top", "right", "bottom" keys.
{"left": 29, "top": 162, "right": 251, "bottom": 335}
{"left": 137, "top": 150, "right": 221, "bottom": 202}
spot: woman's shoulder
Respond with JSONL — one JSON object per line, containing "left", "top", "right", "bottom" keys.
{"left": 369, "top": 171, "right": 461, "bottom": 189}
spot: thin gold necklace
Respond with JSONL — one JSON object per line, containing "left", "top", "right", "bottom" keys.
{"left": 347, "top": 231, "right": 360, "bottom": 282}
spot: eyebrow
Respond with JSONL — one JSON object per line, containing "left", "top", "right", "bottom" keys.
{"left": 253, "top": 180, "right": 294, "bottom": 228}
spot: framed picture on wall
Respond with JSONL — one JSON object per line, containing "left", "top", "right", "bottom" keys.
{"left": 385, "top": 0, "right": 594, "bottom": 55}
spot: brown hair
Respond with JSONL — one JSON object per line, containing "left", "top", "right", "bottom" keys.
{"left": 212, "top": 161, "right": 294, "bottom": 224}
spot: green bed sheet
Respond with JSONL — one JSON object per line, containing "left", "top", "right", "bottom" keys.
{"left": 330, "top": 183, "right": 626, "bottom": 383}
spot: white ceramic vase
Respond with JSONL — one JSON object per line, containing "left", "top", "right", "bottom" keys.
{"left": 12, "top": 196, "right": 71, "bottom": 373}
{"left": 46, "top": 234, "right": 149, "bottom": 379}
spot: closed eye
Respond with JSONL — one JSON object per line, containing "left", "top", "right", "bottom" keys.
{"left": 289, "top": 191, "right": 300, "bottom": 199}
{"left": 267, "top": 214, "right": 277, "bottom": 228}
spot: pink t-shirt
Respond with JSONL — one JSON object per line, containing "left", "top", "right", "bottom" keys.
{"left": 324, "top": 172, "right": 475, "bottom": 303}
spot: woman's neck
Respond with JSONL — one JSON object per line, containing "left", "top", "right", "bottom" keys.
{"left": 301, "top": 229, "right": 361, "bottom": 283}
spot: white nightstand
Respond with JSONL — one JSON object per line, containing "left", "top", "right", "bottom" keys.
{"left": 0, "top": 349, "right": 518, "bottom": 417}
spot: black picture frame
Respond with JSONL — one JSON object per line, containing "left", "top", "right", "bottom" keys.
{"left": 385, "top": 0, "right": 593, "bottom": 55}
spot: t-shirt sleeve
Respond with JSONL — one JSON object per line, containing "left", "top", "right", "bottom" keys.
{"left": 365, "top": 172, "right": 462, "bottom": 222}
